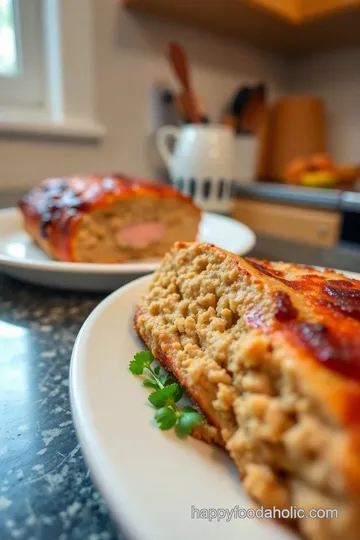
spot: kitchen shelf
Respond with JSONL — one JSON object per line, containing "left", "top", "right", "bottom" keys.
{"left": 122, "top": 0, "right": 360, "bottom": 55}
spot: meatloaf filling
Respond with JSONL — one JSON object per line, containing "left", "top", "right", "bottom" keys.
{"left": 73, "top": 197, "right": 200, "bottom": 263}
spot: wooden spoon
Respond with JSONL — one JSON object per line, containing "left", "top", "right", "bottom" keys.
{"left": 168, "top": 42, "right": 201, "bottom": 124}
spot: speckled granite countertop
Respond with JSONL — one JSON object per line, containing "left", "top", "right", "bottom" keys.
{"left": 1, "top": 235, "right": 360, "bottom": 540}
{"left": 0, "top": 274, "right": 122, "bottom": 540}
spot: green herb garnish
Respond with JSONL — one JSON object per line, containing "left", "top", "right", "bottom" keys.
{"left": 129, "top": 350, "right": 203, "bottom": 436}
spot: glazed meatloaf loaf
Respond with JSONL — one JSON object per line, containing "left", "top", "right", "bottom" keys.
{"left": 134, "top": 241, "right": 360, "bottom": 540}
{"left": 18, "top": 175, "right": 200, "bottom": 263}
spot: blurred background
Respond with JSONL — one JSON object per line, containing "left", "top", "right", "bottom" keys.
{"left": 1, "top": 0, "right": 360, "bottom": 248}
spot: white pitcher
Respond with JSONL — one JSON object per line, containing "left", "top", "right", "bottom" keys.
{"left": 156, "top": 124, "right": 236, "bottom": 213}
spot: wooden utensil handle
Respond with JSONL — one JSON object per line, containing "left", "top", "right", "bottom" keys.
{"left": 168, "top": 42, "right": 202, "bottom": 123}
{"left": 168, "top": 42, "right": 190, "bottom": 91}
{"left": 184, "top": 91, "right": 202, "bottom": 124}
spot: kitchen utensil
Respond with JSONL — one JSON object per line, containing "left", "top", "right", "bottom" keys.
{"left": 239, "top": 83, "right": 267, "bottom": 134}
{"left": 167, "top": 42, "right": 201, "bottom": 124}
{"left": 222, "top": 84, "right": 267, "bottom": 181}
{"left": 222, "top": 86, "right": 251, "bottom": 131}
{"left": 174, "top": 92, "right": 209, "bottom": 124}
{"left": 156, "top": 124, "right": 236, "bottom": 213}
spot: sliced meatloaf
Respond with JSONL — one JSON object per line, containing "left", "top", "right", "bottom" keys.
{"left": 19, "top": 175, "right": 200, "bottom": 263}
{"left": 134, "top": 241, "right": 360, "bottom": 540}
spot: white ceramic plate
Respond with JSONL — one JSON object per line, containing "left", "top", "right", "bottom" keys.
{"left": 71, "top": 270, "right": 360, "bottom": 539}
{"left": 73, "top": 271, "right": 360, "bottom": 540}
{"left": 0, "top": 208, "right": 255, "bottom": 292}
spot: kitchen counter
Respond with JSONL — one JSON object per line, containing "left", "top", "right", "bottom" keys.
{"left": 4, "top": 183, "right": 360, "bottom": 212}
{"left": 3, "top": 183, "right": 360, "bottom": 214}
{"left": 1, "top": 234, "right": 360, "bottom": 539}
{"left": 0, "top": 276, "right": 122, "bottom": 540}
{"left": 235, "top": 182, "right": 360, "bottom": 212}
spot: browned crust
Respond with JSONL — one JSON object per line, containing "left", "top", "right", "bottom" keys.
{"left": 20, "top": 215, "right": 77, "bottom": 262}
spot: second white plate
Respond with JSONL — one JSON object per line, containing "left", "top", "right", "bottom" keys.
{"left": 0, "top": 208, "right": 256, "bottom": 292}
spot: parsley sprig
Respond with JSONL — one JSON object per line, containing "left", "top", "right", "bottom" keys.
{"left": 129, "top": 350, "right": 203, "bottom": 435}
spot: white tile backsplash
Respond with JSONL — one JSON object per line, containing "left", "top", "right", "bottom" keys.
{"left": 0, "top": 0, "right": 289, "bottom": 189}
{"left": 290, "top": 46, "right": 360, "bottom": 164}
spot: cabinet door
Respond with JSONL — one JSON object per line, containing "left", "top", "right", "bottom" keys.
{"left": 301, "top": 0, "right": 360, "bottom": 20}
{"left": 232, "top": 199, "right": 341, "bottom": 247}
{"left": 246, "top": 0, "right": 300, "bottom": 21}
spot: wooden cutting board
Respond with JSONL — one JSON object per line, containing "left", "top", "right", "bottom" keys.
{"left": 257, "top": 96, "right": 327, "bottom": 180}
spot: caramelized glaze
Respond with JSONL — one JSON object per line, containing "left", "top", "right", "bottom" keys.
{"left": 289, "top": 322, "right": 360, "bottom": 382}
{"left": 246, "top": 258, "right": 360, "bottom": 383}
{"left": 273, "top": 291, "right": 298, "bottom": 322}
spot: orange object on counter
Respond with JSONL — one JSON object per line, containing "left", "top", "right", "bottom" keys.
{"left": 284, "top": 158, "right": 309, "bottom": 184}
{"left": 309, "top": 153, "right": 334, "bottom": 172}
{"left": 284, "top": 153, "right": 336, "bottom": 184}
{"left": 284, "top": 153, "right": 360, "bottom": 188}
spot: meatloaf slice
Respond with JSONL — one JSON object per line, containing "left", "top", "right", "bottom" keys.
{"left": 134, "top": 241, "right": 360, "bottom": 540}
{"left": 19, "top": 175, "right": 200, "bottom": 263}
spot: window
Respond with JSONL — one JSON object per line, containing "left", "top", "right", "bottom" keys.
{"left": 0, "top": 0, "right": 105, "bottom": 141}
{"left": 0, "top": 0, "right": 45, "bottom": 108}
{"left": 0, "top": 0, "right": 18, "bottom": 76}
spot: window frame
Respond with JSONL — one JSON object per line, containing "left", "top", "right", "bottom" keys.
{"left": 0, "top": 0, "right": 105, "bottom": 141}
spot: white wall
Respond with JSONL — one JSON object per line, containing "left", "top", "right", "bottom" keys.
{"left": 290, "top": 46, "right": 360, "bottom": 164}
{"left": 0, "top": 0, "right": 289, "bottom": 191}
